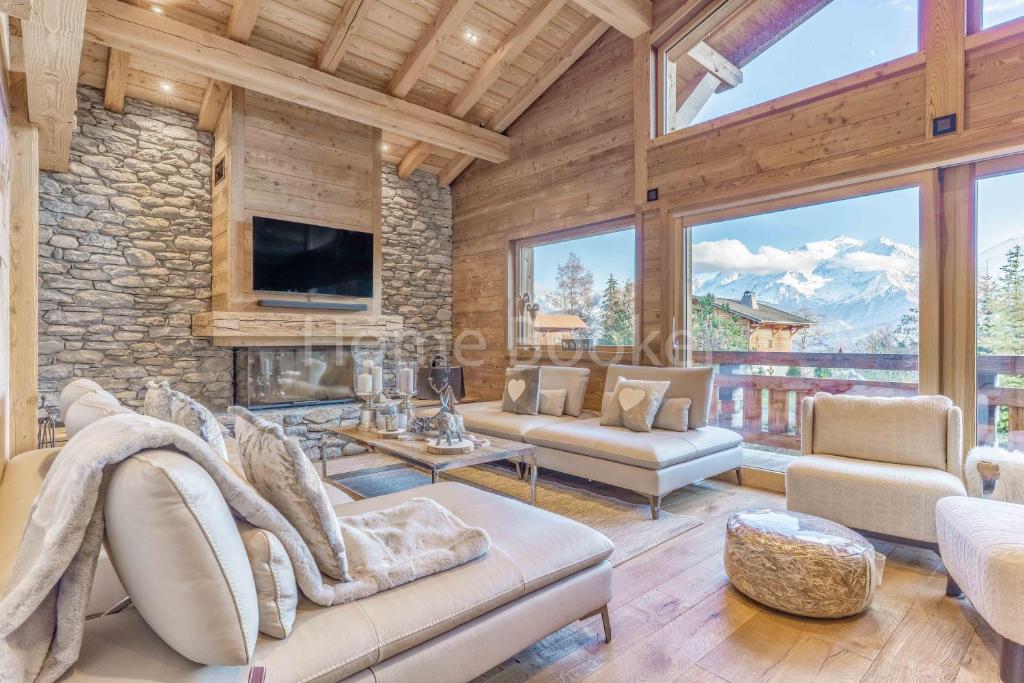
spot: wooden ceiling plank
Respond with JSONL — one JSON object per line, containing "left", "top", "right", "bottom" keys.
{"left": 197, "top": 0, "right": 262, "bottom": 131}
{"left": 388, "top": 0, "right": 477, "bottom": 98}
{"left": 103, "top": 48, "right": 131, "bottom": 113}
{"left": 23, "top": 0, "right": 87, "bottom": 171}
{"left": 0, "top": 0, "right": 31, "bottom": 20}
{"left": 573, "top": 0, "right": 649, "bottom": 38}
{"left": 398, "top": 0, "right": 569, "bottom": 178}
{"left": 85, "top": 0, "right": 510, "bottom": 162}
{"left": 437, "top": 15, "right": 607, "bottom": 186}
{"left": 318, "top": 0, "right": 375, "bottom": 72}
{"left": 226, "top": 0, "right": 261, "bottom": 41}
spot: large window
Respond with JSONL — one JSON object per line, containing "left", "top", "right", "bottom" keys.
{"left": 976, "top": 168, "right": 1024, "bottom": 449}
{"left": 662, "top": 0, "right": 919, "bottom": 133}
{"left": 685, "top": 186, "right": 922, "bottom": 453}
{"left": 514, "top": 224, "right": 637, "bottom": 348}
{"left": 981, "top": 0, "right": 1024, "bottom": 29}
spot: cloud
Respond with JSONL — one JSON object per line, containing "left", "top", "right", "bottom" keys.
{"left": 985, "top": 0, "right": 1024, "bottom": 12}
{"left": 836, "top": 251, "right": 917, "bottom": 273}
{"left": 691, "top": 239, "right": 821, "bottom": 275}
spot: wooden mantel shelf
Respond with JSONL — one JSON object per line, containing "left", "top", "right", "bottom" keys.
{"left": 192, "top": 311, "right": 403, "bottom": 347}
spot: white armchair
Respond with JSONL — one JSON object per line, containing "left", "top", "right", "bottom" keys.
{"left": 786, "top": 392, "right": 966, "bottom": 548}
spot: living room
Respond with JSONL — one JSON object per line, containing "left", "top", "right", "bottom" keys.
{"left": 2, "top": 0, "right": 1024, "bottom": 681}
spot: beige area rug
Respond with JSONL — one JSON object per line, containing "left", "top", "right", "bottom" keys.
{"left": 337, "top": 464, "right": 702, "bottom": 566}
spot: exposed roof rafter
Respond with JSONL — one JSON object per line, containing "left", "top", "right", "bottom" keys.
{"left": 388, "top": 0, "right": 476, "bottom": 98}
{"left": 196, "top": 0, "right": 261, "bottom": 131}
{"left": 573, "top": 0, "right": 649, "bottom": 38}
{"left": 318, "top": 0, "right": 374, "bottom": 73}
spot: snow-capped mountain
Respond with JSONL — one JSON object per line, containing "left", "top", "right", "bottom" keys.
{"left": 693, "top": 235, "right": 919, "bottom": 349}
{"left": 979, "top": 236, "right": 1024, "bottom": 278}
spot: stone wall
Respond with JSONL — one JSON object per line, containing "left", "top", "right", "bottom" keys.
{"left": 38, "top": 88, "right": 455, "bottom": 452}
{"left": 380, "top": 163, "right": 453, "bottom": 366}
{"left": 38, "top": 86, "right": 232, "bottom": 411}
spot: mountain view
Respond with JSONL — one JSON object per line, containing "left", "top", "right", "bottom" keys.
{"left": 693, "top": 235, "right": 918, "bottom": 351}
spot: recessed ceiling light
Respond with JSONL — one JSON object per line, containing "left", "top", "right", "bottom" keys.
{"left": 464, "top": 30, "right": 479, "bottom": 44}
{"left": 151, "top": 5, "right": 163, "bottom": 13}
{"left": 381, "top": 143, "right": 390, "bottom": 152}
{"left": 160, "top": 82, "right": 173, "bottom": 92}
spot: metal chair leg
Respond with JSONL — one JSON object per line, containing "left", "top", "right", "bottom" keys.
{"left": 581, "top": 605, "right": 612, "bottom": 644}
{"left": 648, "top": 495, "right": 661, "bottom": 520}
{"left": 946, "top": 575, "right": 964, "bottom": 598}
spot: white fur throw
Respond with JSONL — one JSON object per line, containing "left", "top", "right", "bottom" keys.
{"left": 0, "top": 414, "right": 490, "bottom": 682}
{"left": 965, "top": 446, "right": 1024, "bottom": 503}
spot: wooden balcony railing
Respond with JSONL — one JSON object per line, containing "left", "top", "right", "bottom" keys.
{"left": 691, "top": 350, "right": 1024, "bottom": 452}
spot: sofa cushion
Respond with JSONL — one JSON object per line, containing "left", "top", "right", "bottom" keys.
{"left": 600, "top": 378, "right": 670, "bottom": 432}
{"left": 237, "top": 521, "right": 298, "bottom": 639}
{"left": 105, "top": 449, "right": 259, "bottom": 665}
{"left": 501, "top": 366, "right": 541, "bottom": 415}
{"left": 787, "top": 453, "right": 967, "bottom": 543}
{"left": 168, "top": 390, "right": 228, "bottom": 461}
{"left": 810, "top": 393, "right": 952, "bottom": 469}
{"left": 454, "top": 401, "right": 575, "bottom": 441}
{"left": 539, "top": 389, "right": 568, "bottom": 416}
{"left": 604, "top": 365, "right": 714, "bottom": 428}
{"left": 143, "top": 380, "right": 175, "bottom": 422}
{"left": 516, "top": 365, "right": 590, "bottom": 417}
{"left": 58, "top": 378, "right": 114, "bottom": 420}
{"left": 64, "top": 391, "right": 136, "bottom": 438}
{"left": 71, "top": 482, "right": 613, "bottom": 682}
{"left": 526, "top": 417, "right": 742, "bottom": 470}
{"left": 654, "top": 397, "right": 691, "bottom": 432}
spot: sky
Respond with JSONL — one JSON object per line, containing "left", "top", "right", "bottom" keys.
{"left": 532, "top": 229, "right": 636, "bottom": 303}
{"left": 977, "top": 170, "right": 1024, "bottom": 254}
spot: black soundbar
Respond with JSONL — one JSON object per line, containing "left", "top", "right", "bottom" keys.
{"left": 257, "top": 299, "right": 369, "bottom": 312}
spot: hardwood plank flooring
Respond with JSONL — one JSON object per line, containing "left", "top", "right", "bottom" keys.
{"left": 474, "top": 481, "right": 1003, "bottom": 683}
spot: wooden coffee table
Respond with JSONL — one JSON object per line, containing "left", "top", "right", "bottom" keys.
{"left": 329, "top": 426, "right": 539, "bottom": 504}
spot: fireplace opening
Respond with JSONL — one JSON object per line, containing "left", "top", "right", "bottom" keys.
{"left": 234, "top": 346, "right": 355, "bottom": 409}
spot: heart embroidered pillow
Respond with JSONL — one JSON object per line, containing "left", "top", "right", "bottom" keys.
{"left": 501, "top": 366, "right": 541, "bottom": 415}
{"left": 600, "top": 378, "right": 671, "bottom": 432}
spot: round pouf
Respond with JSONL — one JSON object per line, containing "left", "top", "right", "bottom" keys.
{"left": 724, "top": 509, "right": 884, "bottom": 618}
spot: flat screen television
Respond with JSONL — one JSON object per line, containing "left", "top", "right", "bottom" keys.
{"left": 252, "top": 216, "right": 374, "bottom": 297}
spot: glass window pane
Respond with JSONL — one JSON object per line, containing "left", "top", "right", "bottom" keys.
{"left": 664, "top": 0, "right": 918, "bottom": 132}
{"left": 983, "top": 1, "right": 1024, "bottom": 29}
{"left": 976, "top": 170, "right": 1024, "bottom": 448}
{"left": 516, "top": 228, "right": 636, "bottom": 347}
{"left": 688, "top": 187, "right": 921, "bottom": 455}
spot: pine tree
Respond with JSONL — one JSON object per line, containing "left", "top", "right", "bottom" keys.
{"left": 598, "top": 274, "right": 621, "bottom": 344}
{"left": 599, "top": 277, "right": 636, "bottom": 345}
{"left": 691, "top": 293, "right": 747, "bottom": 351}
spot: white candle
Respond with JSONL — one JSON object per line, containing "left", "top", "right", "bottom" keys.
{"left": 398, "top": 367, "right": 414, "bottom": 394}
{"left": 356, "top": 373, "right": 373, "bottom": 394}
{"left": 371, "top": 366, "right": 383, "bottom": 393}
{"left": 361, "top": 359, "right": 374, "bottom": 373}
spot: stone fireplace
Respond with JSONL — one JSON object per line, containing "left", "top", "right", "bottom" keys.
{"left": 233, "top": 346, "right": 356, "bottom": 409}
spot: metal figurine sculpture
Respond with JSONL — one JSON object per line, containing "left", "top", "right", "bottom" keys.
{"left": 428, "top": 352, "right": 465, "bottom": 446}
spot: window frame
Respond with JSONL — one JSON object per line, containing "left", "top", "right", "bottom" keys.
{"left": 654, "top": 0, "right": 924, "bottom": 139}
{"left": 510, "top": 216, "right": 641, "bottom": 356}
{"left": 668, "top": 172, "right": 940, "bottom": 396}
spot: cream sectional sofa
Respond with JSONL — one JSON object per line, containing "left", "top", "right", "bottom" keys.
{"left": 457, "top": 364, "right": 744, "bottom": 519}
{"left": 0, "top": 386, "right": 615, "bottom": 682}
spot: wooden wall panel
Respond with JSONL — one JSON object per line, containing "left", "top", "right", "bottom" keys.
{"left": 451, "top": 31, "right": 636, "bottom": 404}
{"left": 9, "top": 124, "right": 38, "bottom": 455}
{"left": 211, "top": 88, "right": 382, "bottom": 314}
{"left": 0, "top": 71, "right": 11, "bottom": 465}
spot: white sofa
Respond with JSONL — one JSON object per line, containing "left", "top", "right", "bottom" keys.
{"left": 787, "top": 392, "right": 967, "bottom": 547}
{"left": 453, "top": 364, "right": 744, "bottom": 519}
{"left": 0, "top": 382, "right": 616, "bottom": 682}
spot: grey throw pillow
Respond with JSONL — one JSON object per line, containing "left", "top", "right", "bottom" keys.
{"left": 601, "top": 378, "right": 671, "bottom": 432}
{"left": 502, "top": 366, "right": 541, "bottom": 415}
{"left": 229, "top": 407, "right": 350, "bottom": 581}
{"left": 169, "top": 390, "right": 229, "bottom": 461}
{"left": 653, "top": 397, "right": 691, "bottom": 432}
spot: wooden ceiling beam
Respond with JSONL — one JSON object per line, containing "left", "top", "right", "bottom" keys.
{"left": 318, "top": 0, "right": 374, "bottom": 73}
{"left": 22, "top": 0, "right": 87, "bottom": 171}
{"left": 437, "top": 15, "right": 608, "bottom": 186}
{"left": 573, "top": 0, "right": 649, "bottom": 38}
{"left": 103, "top": 48, "right": 130, "bottom": 113}
{"left": 687, "top": 40, "right": 741, "bottom": 88}
{"left": 397, "top": 140, "right": 431, "bottom": 178}
{"left": 0, "top": 0, "right": 31, "bottom": 20}
{"left": 398, "top": 0, "right": 568, "bottom": 178}
{"left": 197, "top": 0, "right": 261, "bottom": 131}
{"left": 389, "top": 0, "right": 476, "bottom": 98}
{"left": 85, "top": 0, "right": 510, "bottom": 162}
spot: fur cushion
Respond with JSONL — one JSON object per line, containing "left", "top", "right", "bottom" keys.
{"left": 236, "top": 521, "right": 298, "bottom": 639}
{"left": 64, "top": 392, "right": 135, "bottom": 438}
{"left": 143, "top": 380, "right": 175, "bottom": 422}
{"left": 58, "top": 378, "right": 115, "bottom": 421}
{"left": 168, "top": 390, "right": 228, "bottom": 461}
{"left": 501, "top": 366, "right": 541, "bottom": 415}
{"left": 229, "top": 407, "right": 351, "bottom": 581}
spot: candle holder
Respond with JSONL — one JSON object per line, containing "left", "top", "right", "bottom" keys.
{"left": 356, "top": 392, "right": 376, "bottom": 431}
{"left": 395, "top": 360, "right": 418, "bottom": 431}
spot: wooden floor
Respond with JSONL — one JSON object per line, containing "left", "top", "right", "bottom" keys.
{"left": 476, "top": 480, "right": 1002, "bottom": 683}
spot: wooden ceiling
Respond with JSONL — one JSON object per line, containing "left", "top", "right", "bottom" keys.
{"left": 67, "top": 0, "right": 629, "bottom": 181}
